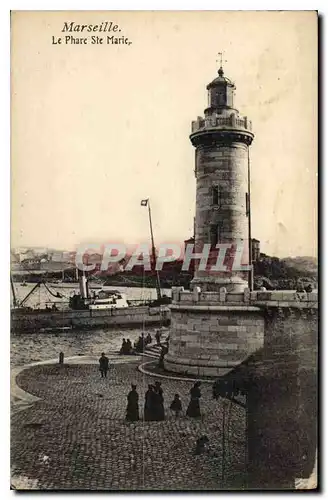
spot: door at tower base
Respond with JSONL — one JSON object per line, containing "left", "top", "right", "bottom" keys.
{"left": 164, "top": 306, "right": 264, "bottom": 377}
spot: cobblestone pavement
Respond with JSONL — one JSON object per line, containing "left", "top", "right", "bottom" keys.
{"left": 11, "top": 360, "right": 246, "bottom": 491}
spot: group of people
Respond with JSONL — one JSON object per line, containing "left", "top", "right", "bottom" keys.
{"left": 98, "top": 350, "right": 203, "bottom": 422}
{"left": 119, "top": 330, "right": 169, "bottom": 356}
{"left": 125, "top": 381, "right": 202, "bottom": 422}
{"left": 119, "top": 338, "right": 133, "bottom": 355}
{"left": 119, "top": 333, "right": 154, "bottom": 356}
{"left": 134, "top": 333, "right": 152, "bottom": 353}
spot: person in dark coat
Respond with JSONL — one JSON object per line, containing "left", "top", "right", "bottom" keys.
{"left": 99, "top": 353, "right": 109, "bottom": 378}
{"left": 155, "top": 330, "right": 161, "bottom": 345}
{"left": 145, "top": 333, "right": 152, "bottom": 345}
{"left": 135, "top": 335, "right": 145, "bottom": 353}
{"left": 126, "top": 339, "right": 132, "bottom": 354}
{"left": 144, "top": 384, "right": 156, "bottom": 421}
{"left": 194, "top": 435, "right": 209, "bottom": 455}
{"left": 120, "top": 338, "right": 127, "bottom": 355}
{"left": 153, "top": 381, "right": 165, "bottom": 421}
{"left": 126, "top": 384, "right": 139, "bottom": 422}
{"left": 158, "top": 345, "right": 168, "bottom": 369}
{"left": 170, "top": 393, "right": 182, "bottom": 417}
{"left": 186, "top": 381, "right": 201, "bottom": 418}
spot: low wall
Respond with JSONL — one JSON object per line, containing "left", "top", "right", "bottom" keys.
{"left": 11, "top": 306, "right": 171, "bottom": 332}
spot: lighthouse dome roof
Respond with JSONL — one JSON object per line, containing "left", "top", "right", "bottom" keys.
{"left": 206, "top": 67, "right": 235, "bottom": 89}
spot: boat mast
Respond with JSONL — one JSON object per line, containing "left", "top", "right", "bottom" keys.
{"left": 142, "top": 199, "right": 162, "bottom": 301}
{"left": 10, "top": 274, "right": 18, "bottom": 308}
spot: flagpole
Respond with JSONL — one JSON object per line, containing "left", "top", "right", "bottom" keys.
{"left": 247, "top": 148, "right": 253, "bottom": 291}
{"left": 146, "top": 199, "right": 162, "bottom": 301}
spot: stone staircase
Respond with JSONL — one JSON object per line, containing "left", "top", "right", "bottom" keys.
{"left": 143, "top": 341, "right": 168, "bottom": 358}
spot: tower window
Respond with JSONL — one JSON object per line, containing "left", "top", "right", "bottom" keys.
{"left": 212, "top": 186, "right": 219, "bottom": 205}
{"left": 212, "top": 185, "right": 221, "bottom": 206}
{"left": 216, "top": 90, "right": 225, "bottom": 106}
{"left": 210, "top": 225, "right": 218, "bottom": 248}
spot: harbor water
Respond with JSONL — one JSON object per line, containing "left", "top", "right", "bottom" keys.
{"left": 11, "top": 327, "right": 159, "bottom": 367}
{"left": 11, "top": 284, "right": 171, "bottom": 367}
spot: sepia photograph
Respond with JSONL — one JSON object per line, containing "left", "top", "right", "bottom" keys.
{"left": 10, "top": 10, "right": 318, "bottom": 491}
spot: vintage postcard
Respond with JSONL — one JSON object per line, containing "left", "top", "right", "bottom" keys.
{"left": 10, "top": 11, "right": 318, "bottom": 491}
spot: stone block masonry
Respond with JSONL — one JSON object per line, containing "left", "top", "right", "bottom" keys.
{"left": 164, "top": 288, "right": 318, "bottom": 377}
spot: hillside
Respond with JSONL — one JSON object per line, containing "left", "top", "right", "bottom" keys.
{"left": 254, "top": 254, "right": 317, "bottom": 290}
{"left": 281, "top": 256, "right": 318, "bottom": 277}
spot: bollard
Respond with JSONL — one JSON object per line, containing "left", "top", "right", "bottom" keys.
{"left": 59, "top": 352, "right": 64, "bottom": 364}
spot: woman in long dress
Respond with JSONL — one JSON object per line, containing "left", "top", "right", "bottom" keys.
{"left": 153, "top": 381, "right": 165, "bottom": 421}
{"left": 126, "top": 384, "right": 139, "bottom": 422}
{"left": 186, "top": 381, "right": 201, "bottom": 418}
{"left": 144, "top": 384, "right": 155, "bottom": 421}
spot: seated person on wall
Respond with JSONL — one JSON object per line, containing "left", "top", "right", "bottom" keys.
{"left": 120, "top": 338, "right": 134, "bottom": 355}
{"left": 120, "top": 338, "right": 127, "bottom": 355}
{"left": 296, "top": 281, "right": 306, "bottom": 293}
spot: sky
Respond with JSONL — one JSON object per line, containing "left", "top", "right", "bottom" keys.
{"left": 11, "top": 11, "right": 317, "bottom": 258}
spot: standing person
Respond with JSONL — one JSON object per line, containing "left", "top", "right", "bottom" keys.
{"left": 126, "top": 338, "right": 132, "bottom": 354}
{"left": 170, "top": 394, "right": 182, "bottom": 418}
{"left": 99, "top": 353, "right": 109, "bottom": 378}
{"left": 126, "top": 384, "right": 139, "bottom": 422}
{"left": 158, "top": 345, "right": 168, "bottom": 369}
{"left": 153, "top": 381, "right": 165, "bottom": 421}
{"left": 144, "top": 384, "right": 155, "bottom": 421}
{"left": 120, "top": 339, "right": 127, "bottom": 355}
{"left": 155, "top": 330, "right": 161, "bottom": 346}
{"left": 186, "top": 381, "right": 202, "bottom": 418}
{"left": 145, "top": 333, "right": 152, "bottom": 345}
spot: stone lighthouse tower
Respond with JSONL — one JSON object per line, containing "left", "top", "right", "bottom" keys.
{"left": 164, "top": 64, "right": 264, "bottom": 377}
{"left": 190, "top": 63, "right": 254, "bottom": 292}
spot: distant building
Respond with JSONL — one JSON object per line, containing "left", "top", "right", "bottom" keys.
{"left": 20, "top": 249, "right": 35, "bottom": 262}
{"left": 252, "top": 238, "right": 260, "bottom": 262}
{"left": 184, "top": 237, "right": 195, "bottom": 251}
{"left": 50, "top": 252, "right": 64, "bottom": 262}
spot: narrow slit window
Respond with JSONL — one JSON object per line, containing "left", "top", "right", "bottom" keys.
{"left": 212, "top": 185, "right": 219, "bottom": 205}
{"left": 210, "top": 225, "right": 218, "bottom": 248}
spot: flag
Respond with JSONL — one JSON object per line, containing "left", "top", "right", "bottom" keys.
{"left": 141, "top": 199, "right": 148, "bottom": 206}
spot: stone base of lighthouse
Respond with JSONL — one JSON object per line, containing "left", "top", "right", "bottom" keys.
{"left": 164, "top": 287, "right": 264, "bottom": 377}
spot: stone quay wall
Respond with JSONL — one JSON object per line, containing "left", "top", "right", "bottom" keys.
{"left": 164, "top": 287, "right": 318, "bottom": 377}
{"left": 11, "top": 306, "right": 171, "bottom": 332}
{"left": 245, "top": 305, "right": 318, "bottom": 488}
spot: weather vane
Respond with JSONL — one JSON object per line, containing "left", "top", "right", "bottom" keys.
{"left": 216, "top": 52, "right": 227, "bottom": 70}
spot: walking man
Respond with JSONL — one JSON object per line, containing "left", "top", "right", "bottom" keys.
{"left": 99, "top": 352, "right": 109, "bottom": 378}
